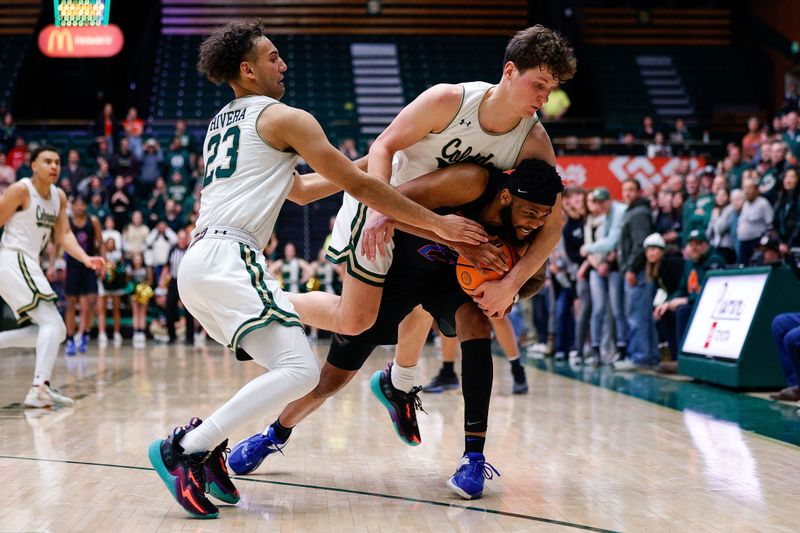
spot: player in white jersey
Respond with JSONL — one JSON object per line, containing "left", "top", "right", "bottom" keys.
{"left": 146, "top": 21, "right": 487, "bottom": 519}
{"left": 0, "top": 146, "right": 105, "bottom": 408}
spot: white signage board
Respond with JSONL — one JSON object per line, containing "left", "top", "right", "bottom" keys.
{"left": 681, "top": 273, "right": 768, "bottom": 360}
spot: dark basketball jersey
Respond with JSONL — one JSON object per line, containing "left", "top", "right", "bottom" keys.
{"left": 391, "top": 165, "right": 513, "bottom": 274}
{"left": 65, "top": 216, "right": 96, "bottom": 268}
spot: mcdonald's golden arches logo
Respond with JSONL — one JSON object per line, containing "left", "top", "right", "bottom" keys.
{"left": 47, "top": 28, "right": 74, "bottom": 54}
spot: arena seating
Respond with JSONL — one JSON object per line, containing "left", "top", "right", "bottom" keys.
{"left": 575, "top": 7, "right": 757, "bottom": 134}
{"left": 0, "top": 35, "right": 31, "bottom": 111}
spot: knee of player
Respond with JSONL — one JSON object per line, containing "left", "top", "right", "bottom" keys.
{"left": 338, "top": 314, "right": 376, "bottom": 336}
{"left": 456, "top": 304, "right": 491, "bottom": 338}
{"left": 294, "top": 353, "right": 320, "bottom": 392}
{"left": 53, "top": 320, "right": 68, "bottom": 343}
{"left": 312, "top": 371, "right": 350, "bottom": 399}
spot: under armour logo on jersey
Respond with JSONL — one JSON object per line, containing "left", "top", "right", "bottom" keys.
{"left": 459, "top": 119, "right": 471, "bottom": 127}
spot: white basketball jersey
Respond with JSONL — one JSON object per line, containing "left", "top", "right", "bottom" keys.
{"left": 194, "top": 95, "right": 298, "bottom": 249}
{"left": 1, "top": 178, "right": 60, "bottom": 259}
{"left": 390, "top": 81, "right": 539, "bottom": 186}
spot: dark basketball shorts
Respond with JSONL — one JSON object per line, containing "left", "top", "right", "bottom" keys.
{"left": 65, "top": 264, "right": 99, "bottom": 296}
{"left": 326, "top": 232, "right": 473, "bottom": 372}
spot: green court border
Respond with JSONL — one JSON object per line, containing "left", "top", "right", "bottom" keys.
{"left": 521, "top": 356, "right": 800, "bottom": 448}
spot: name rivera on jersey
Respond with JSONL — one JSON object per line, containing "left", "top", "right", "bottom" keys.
{"left": 436, "top": 138, "right": 495, "bottom": 168}
{"left": 208, "top": 108, "right": 247, "bottom": 132}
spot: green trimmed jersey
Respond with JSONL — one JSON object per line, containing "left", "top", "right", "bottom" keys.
{"left": 195, "top": 95, "right": 298, "bottom": 250}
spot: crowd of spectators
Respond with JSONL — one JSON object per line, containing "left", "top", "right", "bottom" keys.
{"left": 535, "top": 103, "right": 800, "bottom": 380}
{"left": 3, "top": 96, "right": 800, "bottom": 375}
{"left": 0, "top": 103, "right": 353, "bottom": 348}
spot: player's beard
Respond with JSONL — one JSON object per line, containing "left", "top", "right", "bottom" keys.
{"left": 499, "top": 204, "right": 537, "bottom": 247}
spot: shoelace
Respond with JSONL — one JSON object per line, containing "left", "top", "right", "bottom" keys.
{"left": 255, "top": 434, "right": 286, "bottom": 457}
{"left": 470, "top": 459, "right": 501, "bottom": 480}
{"left": 405, "top": 386, "right": 428, "bottom": 415}
{"left": 215, "top": 444, "right": 232, "bottom": 475}
{"left": 189, "top": 456, "right": 208, "bottom": 490}
{"left": 46, "top": 385, "right": 68, "bottom": 397}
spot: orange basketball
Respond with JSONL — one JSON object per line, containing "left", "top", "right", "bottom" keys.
{"left": 456, "top": 239, "right": 518, "bottom": 294}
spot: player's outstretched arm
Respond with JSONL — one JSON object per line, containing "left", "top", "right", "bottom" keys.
{"left": 371, "top": 163, "right": 509, "bottom": 274}
{"left": 263, "top": 104, "right": 487, "bottom": 246}
{"left": 0, "top": 182, "right": 28, "bottom": 229}
{"left": 287, "top": 156, "right": 367, "bottom": 205}
{"left": 52, "top": 189, "right": 105, "bottom": 272}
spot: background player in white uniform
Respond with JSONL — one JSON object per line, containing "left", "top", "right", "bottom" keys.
{"left": 146, "top": 21, "right": 487, "bottom": 520}
{"left": 0, "top": 145, "right": 104, "bottom": 408}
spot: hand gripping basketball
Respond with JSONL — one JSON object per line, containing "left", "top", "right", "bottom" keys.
{"left": 456, "top": 238, "right": 518, "bottom": 294}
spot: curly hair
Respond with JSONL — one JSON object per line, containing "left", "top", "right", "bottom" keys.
{"left": 197, "top": 21, "right": 268, "bottom": 84}
{"left": 504, "top": 25, "right": 577, "bottom": 83}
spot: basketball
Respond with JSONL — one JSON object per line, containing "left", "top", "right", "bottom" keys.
{"left": 456, "top": 238, "right": 518, "bottom": 294}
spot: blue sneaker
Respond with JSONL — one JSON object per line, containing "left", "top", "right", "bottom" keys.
{"left": 65, "top": 339, "right": 76, "bottom": 356}
{"left": 77, "top": 334, "right": 88, "bottom": 353}
{"left": 446, "top": 452, "right": 500, "bottom": 500}
{"left": 422, "top": 371, "right": 459, "bottom": 394}
{"left": 227, "top": 426, "right": 286, "bottom": 475}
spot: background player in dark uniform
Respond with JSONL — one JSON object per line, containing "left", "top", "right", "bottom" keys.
{"left": 229, "top": 159, "right": 563, "bottom": 500}
{"left": 63, "top": 194, "right": 104, "bottom": 355}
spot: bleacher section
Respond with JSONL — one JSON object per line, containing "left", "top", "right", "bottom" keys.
{"left": 576, "top": 7, "right": 757, "bottom": 134}
{"left": 160, "top": 0, "right": 526, "bottom": 36}
{"left": 0, "top": 0, "right": 38, "bottom": 35}
{"left": 396, "top": 35, "right": 506, "bottom": 102}
{"left": 577, "top": 7, "right": 732, "bottom": 46}
{"left": 581, "top": 45, "right": 757, "bottom": 134}
{"left": 0, "top": 35, "right": 32, "bottom": 110}
{"left": 150, "top": 34, "right": 356, "bottom": 129}
{"left": 150, "top": 33, "right": 510, "bottom": 142}
{"left": 0, "top": 0, "right": 38, "bottom": 110}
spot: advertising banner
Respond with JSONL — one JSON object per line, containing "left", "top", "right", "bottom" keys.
{"left": 556, "top": 156, "right": 705, "bottom": 197}
{"left": 38, "top": 24, "right": 124, "bottom": 58}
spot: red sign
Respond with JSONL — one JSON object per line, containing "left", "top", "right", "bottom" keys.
{"left": 556, "top": 156, "right": 705, "bottom": 198}
{"left": 38, "top": 24, "right": 124, "bottom": 58}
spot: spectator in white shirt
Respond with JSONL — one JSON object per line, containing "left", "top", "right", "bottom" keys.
{"left": 144, "top": 220, "right": 177, "bottom": 280}
{"left": 122, "top": 210, "right": 150, "bottom": 258}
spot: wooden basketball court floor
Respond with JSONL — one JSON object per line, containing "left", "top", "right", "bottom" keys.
{"left": 1, "top": 338, "right": 798, "bottom": 532}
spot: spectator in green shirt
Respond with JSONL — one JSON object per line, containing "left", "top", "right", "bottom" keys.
{"left": 682, "top": 172, "right": 714, "bottom": 243}
{"left": 654, "top": 229, "right": 725, "bottom": 352}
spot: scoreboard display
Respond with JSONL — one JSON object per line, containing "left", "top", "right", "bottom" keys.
{"left": 54, "top": 0, "right": 111, "bottom": 27}
{"left": 38, "top": 0, "right": 123, "bottom": 58}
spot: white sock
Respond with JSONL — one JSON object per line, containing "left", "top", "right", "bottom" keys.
{"left": 507, "top": 356, "right": 520, "bottom": 363}
{"left": 181, "top": 325, "right": 318, "bottom": 453}
{"left": 391, "top": 360, "right": 416, "bottom": 393}
{"left": 179, "top": 417, "right": 224, "bottom": 455}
